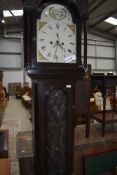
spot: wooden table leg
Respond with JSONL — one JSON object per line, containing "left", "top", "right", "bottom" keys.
{"left": 85, "top": 113, "right": 90, "bottom": 137}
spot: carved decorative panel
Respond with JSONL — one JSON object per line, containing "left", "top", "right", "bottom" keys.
{"left": 47, "top": 89, "right": 67, "bottom": 175}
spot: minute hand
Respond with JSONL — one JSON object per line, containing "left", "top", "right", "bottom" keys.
{"left": 56, "top": 33, "right": 64, "bottom": 49}
{"left": 58, "top": 42, "right": 66, "bottom": 54}
{"left": 54, "top": 42, "right": 59, "bottom": 59}
{"left": 58, "top": 42, "right": 63, "bottom": 49}
{"left": 56, "top": 33, "right": 60, "bottom": 40}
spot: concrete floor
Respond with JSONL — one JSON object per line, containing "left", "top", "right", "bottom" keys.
{"left": 0, "top": 96, "right": 32, "bottom": 175}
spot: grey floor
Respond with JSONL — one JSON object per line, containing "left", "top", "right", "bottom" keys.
{"left": 0, "top": 96, "right": 32, "bottom": 175}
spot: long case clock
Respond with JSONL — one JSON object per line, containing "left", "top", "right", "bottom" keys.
{"left": 23, "top": 0, "right": 89, "bottom": 174}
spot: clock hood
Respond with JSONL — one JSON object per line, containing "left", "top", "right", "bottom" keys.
{"left": 23, "top": 0, "right": 89, "bottom": 68}
{"left": 23, "top": 0, "right": 89, "bottom": 19}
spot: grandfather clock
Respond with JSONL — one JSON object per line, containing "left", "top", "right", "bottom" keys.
{"left": 24, "top": 0, "right": 89, "bottom": 174}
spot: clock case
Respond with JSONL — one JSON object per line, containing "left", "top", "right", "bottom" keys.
{"left": 23, "top": 0, "right": 89, "bottom": 175}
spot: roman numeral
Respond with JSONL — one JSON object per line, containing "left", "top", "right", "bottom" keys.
{"left": 70, "top": 42, "right": 75, "bottom": 45}
{"left": 68, "top": 35, "right": 72, "bottom": 37}
{"left": 40, "top": 39, "right": 44, "bottom": 41}
{"left": 47, "top": 52, "right": 51, "bottom": 57}
{"left": 68, "top": 49, "right": 72, "bottom": 53}
{"left": 56, "top": 23, "right": 59, "bottom": 29}
{"left": 41, "top": 46, "right": 46, "bottom": 51}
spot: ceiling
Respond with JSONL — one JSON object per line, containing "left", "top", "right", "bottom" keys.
{"left": 0, "top": 0, "right": 23, "bottom": 34}
{"left": 88, "top": 0, "right": 117, "bottom": 40}
{"left": 0, "top": 0, "right": 117, "bottom": 40}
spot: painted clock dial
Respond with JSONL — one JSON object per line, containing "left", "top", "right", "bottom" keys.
{"left": 37, "top": 21, "right": 76, "bottom": 63}
{"left": 40, "top": 4, "right": 73, "bottom": 23}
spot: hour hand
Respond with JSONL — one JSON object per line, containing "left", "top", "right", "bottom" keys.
{"left": 56, "top": 33, "right": 60, "bottom": 40}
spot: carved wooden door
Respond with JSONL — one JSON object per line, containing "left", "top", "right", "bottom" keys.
{"left": 33, "top": 80, "right": 74, "bottom": 175}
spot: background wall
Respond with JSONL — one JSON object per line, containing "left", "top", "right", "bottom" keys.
{"left": 0, "top": 36, "right": 23, "bottom": 69}
{"left": 0, "top": 34, "right": 31, "bottom": 90}
{"left": 3, "top": 70, "right": 31, "bottom": 91}
{"left": 85, "top": 33, "right": 116, "bottom": 74}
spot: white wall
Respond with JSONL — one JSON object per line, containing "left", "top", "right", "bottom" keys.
{"left": 0, "top": 37, "right": 23, "bottom": 69}
{"left": 3, "top": 70, "right": 23, "bottom": 91}
{"left": 3, "top": 70, "right": 31, "bottom": 91}
{"left": 0, "top": 34, "right": 31, "bottom": 90}
{"left": 82, "top": 32, "right": 116, "bottom": 74}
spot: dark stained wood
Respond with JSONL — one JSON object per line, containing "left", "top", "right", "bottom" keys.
{"left": 19, "top": 157, "right": 34, "bottom": 175}
{"left": 75, "top": 66, "right": 91, "bottom": 113}
{"left": 75, "top": 65, "right": 91, "bottom": 137}
{"left": 32, "top": 79, "right": 75, "bottom": 175}
{"left": 0, "top": 130, "right": 9, "bottom": 158}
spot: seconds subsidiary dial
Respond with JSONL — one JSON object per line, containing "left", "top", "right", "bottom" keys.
{"left": 37, "top": 21, "right": 76, "bottom": 63}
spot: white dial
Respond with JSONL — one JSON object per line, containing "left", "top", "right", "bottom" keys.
{"left": 37, "top": 21, "right": 76, "bottom": 63}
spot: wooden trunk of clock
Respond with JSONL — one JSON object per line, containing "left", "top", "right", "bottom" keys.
{"left": 32, "top": 79, "right": 74, "bottom": 175}
{"left": 27, "top": 64, "right": 89, "bottom": 175}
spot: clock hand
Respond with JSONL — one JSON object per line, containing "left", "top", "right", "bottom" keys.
{"left": 52, "top": 39, "right": 59, "bottom": 48}
{"left": 56, "top": 33, "right": 60, "bottom": 40}
{"left": 54, "top": 41, "right": 59, "bottom": 60}
{"left": 54, "top": 40, "right": 67, "bottom": 61}
{"left": 58, "top": 42, "right": 64, "bottom": 50}
{"left": 56, "top": 33, "right": 66, "bottom": 51}
{"left": 57, "top": 42, "right": 67, "bottom": 54}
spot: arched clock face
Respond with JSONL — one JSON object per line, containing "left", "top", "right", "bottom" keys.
{"left": 37, "top": 21, "right": 76, "bottom": 63}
